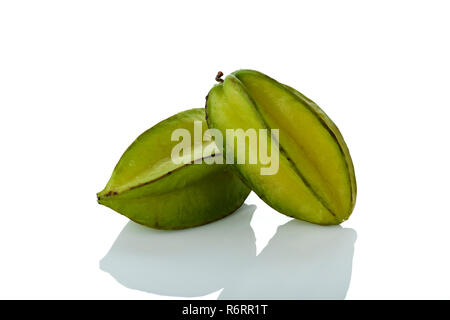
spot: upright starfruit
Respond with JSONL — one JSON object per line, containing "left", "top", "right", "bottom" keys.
{"left": 205, "top": 70, "right": 356, "bottom": 225}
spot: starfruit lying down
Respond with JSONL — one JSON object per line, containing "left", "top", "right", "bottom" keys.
{"left": 206, "top": 70, "right": 356, "bottom": 225}
{"left": 97, "top": 108, "right": 250, "bottom": 229}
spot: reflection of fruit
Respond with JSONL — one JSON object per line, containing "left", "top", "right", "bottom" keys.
{"left": 219, "top": 220, "right": 357, "bottom": 299}
{"left": 100, "top": 205, "right": 257, "bottom": 296}
{"left": 97, "top": 108, "right": 250, "bottom": 230}
{"left": 206, "top": 70, "right": 356, "bottom": 224}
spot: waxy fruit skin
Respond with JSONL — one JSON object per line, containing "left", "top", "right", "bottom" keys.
{"left": 97, "top": 108, "right": 250, "bottom": 230}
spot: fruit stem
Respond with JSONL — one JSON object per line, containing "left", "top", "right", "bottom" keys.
{"left": 215, "top": 71, "right": 224, "bottom": 83}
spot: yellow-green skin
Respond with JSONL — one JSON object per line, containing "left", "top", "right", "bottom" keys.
{"left": 97, "top": 108, "right": 250, "bottom": 230}
{"left": 206, "top": 70, "right": 356, "bottom": 225}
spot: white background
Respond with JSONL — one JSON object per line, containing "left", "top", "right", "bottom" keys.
{"left": 1, "top": 1, "right": 450, "bottom": 299}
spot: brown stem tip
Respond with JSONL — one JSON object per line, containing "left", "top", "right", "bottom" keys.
{"left": 215, "top": 71, "right": 224, "bottom": 83}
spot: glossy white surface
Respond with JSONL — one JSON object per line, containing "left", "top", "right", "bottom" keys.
{"left": 1, "top": 1, "right": 450, "bottom": 299}
{"left": 101, "top": 204, "right": 356, "bottom": 299}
